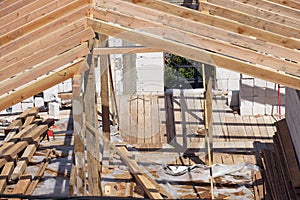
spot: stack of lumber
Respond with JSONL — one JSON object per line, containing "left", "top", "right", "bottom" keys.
{"left": 0, "top": 107, "right": 54, "bottom": 195}
{"left": 262, "top": 119, "right": 300, "bottom": 200}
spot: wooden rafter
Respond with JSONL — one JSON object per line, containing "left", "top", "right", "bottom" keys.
{"left": 0, "top": 44, "right": 89, "bottom": 96}
{"left": 0, "top": 59, "right": 87, "bottom": 112}
{"left": 200, "top": 1, "right": 300, "bottom": 39}
{"left": 93, "top": 46, "right": 163, "bottom": 55}
{"left": 91, "top": 6, "right": 300, "bottom": 75}
{"left": 123, "top": 0, "right": 300, "bottom": 50}
{"left": 88, "top": 18, "right": 300, "bottom": 90}
{"left": 265, "top": 0, "right": 300, "bottom": 9}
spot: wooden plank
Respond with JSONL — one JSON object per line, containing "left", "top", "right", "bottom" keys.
{"left": 173, "top": 95, "right": 183, "bottom": 147}
{"left": 242, "top": 116, "right": 256, "bottom": 141}
{"left": 99, "top": 34, "right": 111, "bottom": 140}
{"left": 204, "top": 78, "right": 213, "bottom": 165}
{"left": 72, "top": 74, "right": 86, "bottom": 195}
{"left": 0, "top": 124, "right": 38, "bottom": 154}
{"left": 265, "top": 0, "right": 300, "bottom": 9}
{"left": 0, "top": 6, "right": 88, "bottom": 57}
{"left": 89, "top": 18, "right": 300, "bottom": 91}
{"left": 92, "top": 6, "right": 300, "bottom": 76}
{"left": 121, "top": 0, "right": 300, "bottom": 53}
{"left": 144, "top": 95, "right": 152, "bottom": 144}
{"left": 206, "top": 0, "right": 300, "bottom": 28}
{"left": 87, "top": 122, "right": 173, "bottom": 199}
{"left": 0, "top": 0, "right": 74, "bottom": 35}
{"left": 122, "top": 40, "right": 137, "bottom": 95}
{"left": 165, "top": 93, "right": 175, "bottom": 143}
{"left": 0, "top": 161, "right": 15, "bottom": 193}
{"left": 25, "top": 149, "right": 51, "bottom": 195}
{"left": 151, "top": 95, "right": 160, "bottom": 145}
{"left": 0, "top": 27, "right": 94, "bottom": 82}
{"left": 0, "top": 0, "right": 36, "bottom": 18}
{"left": 137, "top": 95, "right": 145, "bottom": 144}
{"left": 158, "top": 95, "right": 167, "bottom": 144}
{"left": 0, "top": 0, "right": 53, "bottom": 26}
{"left": 200, "top": 1, "right": 300, "bottom": 38}
{"left": 94, "top": 46, "right": 163, "bottom": 55}
{"left": 12, "top": 175, "right": 32, "bottom": 195}
{"left": 4, "top": 108, "right": 31, "bottom": 135}
{"left": 11, "top": 139, "right": 40, "bottom": 181}
{"left": 83, "top": 45, "right": 102, "bottom": 196}
{"left": 120, "top": 95, "right": 131, "bottom": 143}
{"left": 0, "top": 42, "right": 89, "bottom": 97}
{"left": 0, "top": 124, "right": 49, "bottom": 169}
{"left": 233, "top": 0, "right": 300, "bottom": 20}
{"left": 276, "top": 119, "right": 300, "bottom": 188}
{"left": 0, "top": 59, "right": 87, "bottom": 112}
{"left": 21, "top": 107, "right": 39, "bottom": 128}
{"left": 0, "top": 0, "right": 89, "bottom": 46}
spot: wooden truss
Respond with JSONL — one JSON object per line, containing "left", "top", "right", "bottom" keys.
{"left": 0, "top": 0, "right": 299, "bottom": 197}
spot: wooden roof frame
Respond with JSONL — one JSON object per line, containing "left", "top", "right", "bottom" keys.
{"left": 0, "top": 0, "right": 299, "bottom": 111}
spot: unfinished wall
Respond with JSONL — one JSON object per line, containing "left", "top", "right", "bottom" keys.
{"left": 285, "top": 88, "right": 300, "bottom": 166}
{"left": 216, "top": 68, "right": 285, "bottom": 116}
{"left": 240, "top": 75, "right": 285, "bottom": 116}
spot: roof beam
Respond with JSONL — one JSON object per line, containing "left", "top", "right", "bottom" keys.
{"left": 262, "top": 0, "right": 300, "bottom": 10}
{"left": 0, "top": 27, "right": 94, "bottom": 81}
{"left": 93, "top": 46, "right": 163, "bottom": 55}
{"left": 206, "top": 0, "right": 300, "bottom": 28}
{"left": 0, "top": 0, "right": 73, "bottom": 29}
{"left": 92, "top": 7, "right": 300, "bottom": 76}
{"left": 88, "top": 18, "right": 300, "bottom": 90}
{"left": 0, "top": 43, "right": 89, "bottom": 96}
{"left": 200, "top": 1, "right": 300, "bottom": 39}
{"left": 0, "top": 7, "right": 88, "bottom": 57}
{"left": 0, "top": 0, "right": 89, "bottom": 46}
{"left": 0, "top": 0, "right": 36, "bottom": 18}
{"left": 119, "top": 0, "right": 300, "bottom": 57}
{"left": 233, "top": 0, "right": 300, "bottom": 20}
{"left": 0, "top": 59, "right": 87, "bottom": 111}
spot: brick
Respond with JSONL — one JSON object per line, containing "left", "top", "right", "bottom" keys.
{"left": 22, "top": 96, "right": 34, "bottom": 103}
{"left": 240, "top": 78, "right": 254, "bottom": 87}
{"left": 216, "top": 79, "right": 227, "bottom": 90}
{"left": 266, "top": 81, "right": 276, "bottom": 89}
{"left": 240, "top": 97, "right": 253, "bottom": 107}
{"left": 240, "top": 86, "right": 253, "bottom": 97}
{"left": 266, "top": 87, "right": 278, "bottom": 97}
{"left": 241, "top": 74, "right": 253, "bottom": 79}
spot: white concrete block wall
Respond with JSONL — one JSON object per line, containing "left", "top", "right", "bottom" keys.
{"left": 136, "top": 52, "right": 164, "bottom": 94}
{"left": 285, "top": 88, "right": 300, "bottom": 166}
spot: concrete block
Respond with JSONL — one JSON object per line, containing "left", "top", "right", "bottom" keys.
{"left": 240, "top": 106, "right": 253, "bottom": 116}
{"left": 265, "top": 97, "right": 278, "bottom": 105}
{"left": 240, "top": 98, "right": 253, "bottom": 107}
{"left": 44, "top": 86, "right": 58, "bottom": 102}
{"left": 57, "top": 83, "right": 64, "bottom": 93}
{"left": 254, "top": 78, "right": 267, "bottom": 88}
{"left": 266, "top": 82, "right": 276, "bottom": 89}
{"left": 241, "top": 78, "right": 254, "bottom": 87}
{"left": 216, "top": 79, "right": 227, "bottom": 90}
{"left": 227, "top": 79, "right": 240, "bottom": 90}
{"left": 34, "top": 97, "right": 45, "bottom": 109}
{"left": 216, "top": 68, "right": 240, "bottom": 79}
{"left": 63, "top": 81, "right": 72, "bottom": 92}
{"left": 254, "top": 97, "right": 265, "bottom": 106}
{"left": 22, "top": 96, "right": 34, "bottom": 103}
{"left": 253, "top": 106, "right": 265, "bottom": 115}
{"left": 22, "top": 102, "right": 34, "bottom": 110}
{"left": 12, "top": 103, "right": 22, "bottom": 113}
{"left": 240, "top": 87, "right": 253, "bottom": 97}
{"left": 266, "top": 88, "right": 278, "bottom": 97}
{"left": 48, "top": 102, "right": 60, "bottom": 118}
{"left": 253, "top": 86, "right": 266, "bottom": 97}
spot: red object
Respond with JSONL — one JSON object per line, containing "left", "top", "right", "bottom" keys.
{"left": 47, "top": 130, "right": 54, "bottom": 137}
{"left": 278, "top": 84, "right": 281, "bottom": 119}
